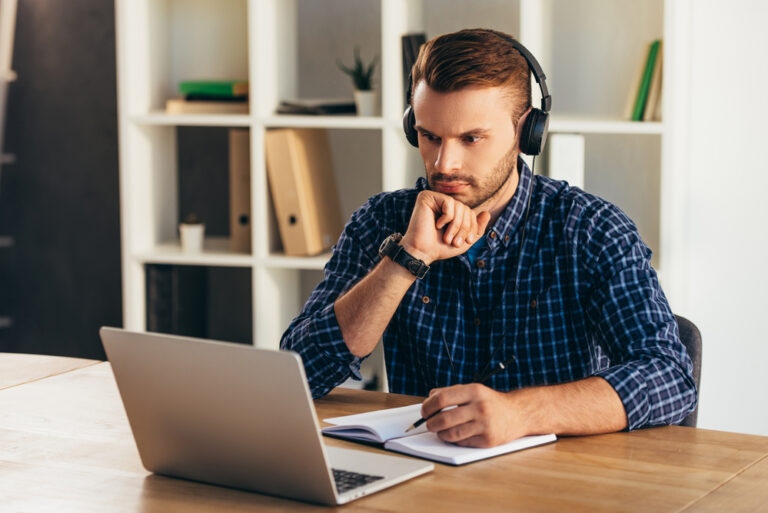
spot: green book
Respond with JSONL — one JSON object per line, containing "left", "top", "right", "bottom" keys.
{"left": 179, "top": 80, "right": 249, "bottom": 98}
{"left": 631, "top": 40, "right": 660, "bottom": 121}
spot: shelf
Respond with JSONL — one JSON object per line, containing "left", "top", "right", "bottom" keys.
{"left": 131, "top": 112, "right": 252, "bottom": 127}
{"left": 134, "top": 237, "right": 253, "bottom": 267}
{"left": 549, "top": 117, "right": 663, "bottom": 135}
{"left": 261, "top": 115, "right": 388, "bottom": 130}
{"left": 261, "top": 252, "right": 332, "bottom": 270}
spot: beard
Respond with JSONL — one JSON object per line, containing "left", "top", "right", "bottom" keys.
{"left": 427, "top": 145, "right": 518, "bottom": 208}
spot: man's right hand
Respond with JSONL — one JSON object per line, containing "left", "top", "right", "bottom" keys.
{"left": 400, "top": 191, "right": 491, "bottom": 265}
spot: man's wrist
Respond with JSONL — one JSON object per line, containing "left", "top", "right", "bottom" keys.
{"left": 398, "top": 241, "right": 433, "bottom": 266}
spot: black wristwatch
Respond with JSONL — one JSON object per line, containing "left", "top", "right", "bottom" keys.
{"left": 378, "top": 233, "right": 430, "bottom": 279}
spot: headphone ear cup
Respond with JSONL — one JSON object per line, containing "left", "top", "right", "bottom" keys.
{"left": 403, "top": 106, "right": 419, "bottom": 147}
{"left": 519, "top": 108, "right": 549, "bottom": 156}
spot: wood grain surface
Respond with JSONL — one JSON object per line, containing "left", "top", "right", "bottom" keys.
{"left": 0, "top": 360, "right": 766, "bottom": 512}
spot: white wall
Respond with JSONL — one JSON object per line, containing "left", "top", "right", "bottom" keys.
{"left": 683, "top": 0, "right": 768, "bottom": 435}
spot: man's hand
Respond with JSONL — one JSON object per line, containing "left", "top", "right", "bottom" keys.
{"left": 400, "top": 191, "right": 491, "bottom": 265}
{"left": 421, "top": 383, "right": 529, "bottom": 448}
{"left": 421, "top": 378, "right": 629, "bottom": 447}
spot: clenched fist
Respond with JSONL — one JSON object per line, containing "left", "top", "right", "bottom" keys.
{"left": 400, "top": 191, "right": 491, "bottom": 265}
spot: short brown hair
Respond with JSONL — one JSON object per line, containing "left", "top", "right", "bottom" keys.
{"left": 410, "top": 28, "right": 531, "bottom": 128}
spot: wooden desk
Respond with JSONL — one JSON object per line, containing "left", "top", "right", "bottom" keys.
{"left": 0, "top": 360, "right": 766, "bottom": 512}
{"left": 0, "top": 352, "right": 98, "bottom": 390}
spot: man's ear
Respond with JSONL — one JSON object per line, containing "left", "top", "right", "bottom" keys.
{"left": 513, "top": 106, "right": 533, "bottom": 150}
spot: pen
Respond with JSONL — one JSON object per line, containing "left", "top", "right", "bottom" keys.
{"left": 405, "top": 412, "right": 435, "bottom": 433}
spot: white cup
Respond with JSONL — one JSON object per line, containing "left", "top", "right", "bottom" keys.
{"left": 179, "top": 223, "right": 205, "bottom": 253}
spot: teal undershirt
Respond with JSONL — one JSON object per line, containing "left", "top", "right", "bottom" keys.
{"left": 464, "top": 234, "right": 487, "bottom": 266}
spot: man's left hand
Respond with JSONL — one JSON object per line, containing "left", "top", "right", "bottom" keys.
{"left": 420, "top": 383, "right": 530, "bottom": 448}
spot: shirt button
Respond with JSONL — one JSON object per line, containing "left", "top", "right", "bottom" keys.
{"left": 530, "top": 299, "right": 538, "bottom": 308}
{"left": 477, "top": 259, "right": 486, "bottom": 269}
{"left": 489, "top": 231, "right": 497, "bottom": 239}
{"left": 422, "top": 296, "right": 430, "bottom": 304}
{"left": 474, "top": 317, "right": 481, "bottom": 326}
{"left": 504, "top": 235, "right": 510, "bottom": 243}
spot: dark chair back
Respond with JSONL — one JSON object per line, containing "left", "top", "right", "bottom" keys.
{"left": 675, "top": 315, "right": 702, "bottom": 427}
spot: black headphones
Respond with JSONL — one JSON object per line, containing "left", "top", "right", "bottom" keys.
{"left": 402, "top": 36, "right": 552, "bottom": 156}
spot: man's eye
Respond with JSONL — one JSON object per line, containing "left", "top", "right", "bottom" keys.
{"left": 463, "top": 136, "right": 481, "bottom": 144}
{"left": 421, "top": 133, "right": 439, "bottom": 143}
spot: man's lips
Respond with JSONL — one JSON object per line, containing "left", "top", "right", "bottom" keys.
{"left": 434, "top": 181, "right": 469, "bottom": 194}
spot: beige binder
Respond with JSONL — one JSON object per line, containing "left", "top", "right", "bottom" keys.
{"left": 229, "top": 129, "right": 251, "bottom": 253}
{"left": 264, "top": 128, "right": 343, "bottom": 256}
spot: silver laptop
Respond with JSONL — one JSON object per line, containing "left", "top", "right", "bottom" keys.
{"left": 100, "top": 327, "right": 433, "bottom": 505}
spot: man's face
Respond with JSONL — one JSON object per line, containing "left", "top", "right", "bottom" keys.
{"left": 412, "top": 82, "right": 520, "bottom": 209}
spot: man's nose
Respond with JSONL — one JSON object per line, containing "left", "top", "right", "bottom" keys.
{"left": 433, "top": 140, "right": 462, "bottom": 174}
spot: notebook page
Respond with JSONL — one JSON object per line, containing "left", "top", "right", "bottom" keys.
{"left": 385, "top": 431, "right": 557, "bottom": 465}
{"left": 322, "top": 403, "right": 427, "bottom": 442}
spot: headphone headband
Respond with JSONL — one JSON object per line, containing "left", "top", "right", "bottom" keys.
{"left": 506, "top": 39, "right": 551, "bottom": 113}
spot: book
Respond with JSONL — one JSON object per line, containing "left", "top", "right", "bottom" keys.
{"left": 179, "top": 80, "right": 248, "bottom": 98}
{"left": 643, "top": 40, "right": 664, "bottom": 121}
{"left": 631, "top": 40, "right": 661, "bottom": 121}
{"left": 165, "top": 98, "right": 249, "bottom": 115}
{"left": 264, "top": 128, "right": 343, "bottom": 256}
{"left": 276, "top": 98, "right": 356, "bottom": 115}
{"left": 401, "top": 33, "right": 426, "bottom": 106}
{"left": 623, "top": 45, "right": 648, "bottom": 120}
{"left": 228, "top": 129, "right": 251, "bottom": 253}
{"left": 322, "top": 404, "right": 557, "bottom": 466}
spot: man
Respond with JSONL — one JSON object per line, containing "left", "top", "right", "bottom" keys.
{"left": 281, "top": 29, "right": 696, "bottom": 448}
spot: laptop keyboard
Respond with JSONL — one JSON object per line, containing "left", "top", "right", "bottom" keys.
{"left": 332, "top": 468, "right": 385, "bottom": 494}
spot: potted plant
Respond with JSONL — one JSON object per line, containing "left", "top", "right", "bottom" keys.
{"left": 337, "top": 46, "right": 380, "bottom": 116}
{"left": 179, "top": 213, "right": 205, "bottom": 253}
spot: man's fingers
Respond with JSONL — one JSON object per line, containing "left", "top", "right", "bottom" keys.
{"left": 421, "top": 383, "right": 478, "bottom": 418}
{"left": 452, "top": 208, "right": 473, "bottom": 247}
{"left": 425, "top": 403, "right": 474, "bottom": 432}
{"left": 467, "top": 214, "right": 479, "bottom": 244}
{"left": 436, "top": 420, "right": 482, "bottom": 444}
{"left": 476, "top": 211, "right": 491, "bottom": 236}
{"left": 435, "top": 196, "right": 455, "bottom": 230}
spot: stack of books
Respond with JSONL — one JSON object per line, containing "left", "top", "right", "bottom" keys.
{"left": 626, "top": 40, "right": 663, "bottom": 122}
{"left": 166, "top": 80, "right": 249, "bottom": 114}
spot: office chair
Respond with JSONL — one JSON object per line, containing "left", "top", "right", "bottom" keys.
{"left": 675, "top": 315, "right": 702, "bottom": 427}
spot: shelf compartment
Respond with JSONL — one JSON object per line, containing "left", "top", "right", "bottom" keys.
{"left": 121, "top": 0, "right": 250, "bottom": 115}
{"left": 146, "top": 264, "right": 253, "bottom": 344}
{"left": 546, "top": 0, "right": 664, "bottom": 119}
{"left": 135, "top": 237, "right": 253, "bottom": 267}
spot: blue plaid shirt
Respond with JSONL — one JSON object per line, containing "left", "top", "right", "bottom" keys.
{"left": 281, "top": 159, "right": 697, "bottom": 430}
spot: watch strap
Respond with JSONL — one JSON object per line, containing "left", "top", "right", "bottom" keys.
{"left": 379, "top": 234, "right": 430, "bottom": 279}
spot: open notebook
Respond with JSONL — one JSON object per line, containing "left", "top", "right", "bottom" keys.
{"left": 322, "top": 404, "right": 556, "bottom": 466}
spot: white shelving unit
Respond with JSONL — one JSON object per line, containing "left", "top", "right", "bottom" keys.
{"left": 115, "top": 0, "right": 689, "bottom": 349}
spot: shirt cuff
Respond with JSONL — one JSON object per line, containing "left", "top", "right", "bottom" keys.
{"left": 301, "top": 302, "right": 364, "bottom": 381}
{"left": 594, "top": 365, "right": 649, "bottom": 431}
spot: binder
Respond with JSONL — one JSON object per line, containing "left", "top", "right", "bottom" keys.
{"left": 229, "top": 129, "right": 251, "bottom": 253}
{"left": 264, "top": 128, "right": 343, "bottom": 256}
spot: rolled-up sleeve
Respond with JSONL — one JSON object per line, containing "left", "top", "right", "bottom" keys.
{"left": 580, "top": 204, "right": 697, "bottom": 430}
{"left": 280, "top": 197, "right": 383, "bottom": 398}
